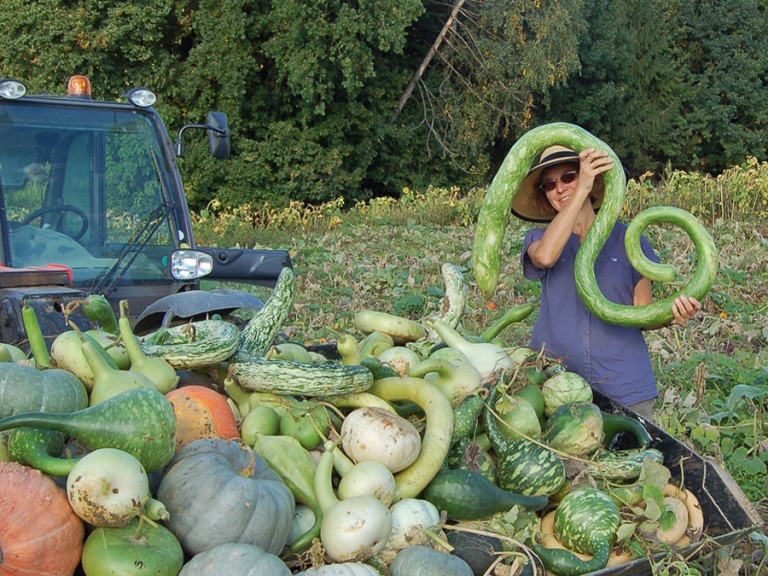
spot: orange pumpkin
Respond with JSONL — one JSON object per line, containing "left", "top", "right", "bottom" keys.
{"left": 166, "top": 385, "right": 240, "bottom": 449}
{"left": 0, "top": 461, "right": 85, "bottom": 576}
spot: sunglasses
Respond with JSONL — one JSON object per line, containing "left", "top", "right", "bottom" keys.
{"left": 539, "top": 170, "right": 578, "bottom": 193}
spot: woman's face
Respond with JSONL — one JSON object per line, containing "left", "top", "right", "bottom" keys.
{"left": 539, "top": 162, "right": 579, "bottom": 212}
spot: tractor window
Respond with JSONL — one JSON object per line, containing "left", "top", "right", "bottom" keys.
{"left": 0, "top": 101, "right": 179, "bottom": 281}
{"left": 104, "top": 121, "right": 173, "bottom": 248}
{"left": 60, "top": 133, "right": 96, "bottom": 246}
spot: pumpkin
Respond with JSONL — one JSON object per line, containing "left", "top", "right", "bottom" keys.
{"left": 445, "top": 530, "right": 505, "bottom": 576}
{"left": 0, "top": 461, "right": 85, "bottom": 576}
{"left": 390, "top": 545, "right": 474, "bottom": 576}
{"left": 178, "top": 543, "right": 290, "bottom": 576}
{"left": 165, "top": 386, "right": 240, "bottom": 450}
{"left": 157, "top": 438, "right": 294, "bottom": 556}
{"left": 296, "top": 563, "right": 380, "bottom": 576}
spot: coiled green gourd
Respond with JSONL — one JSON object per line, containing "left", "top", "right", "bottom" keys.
{"left": 472, "top": 122, "right": 718, "bottom": 328}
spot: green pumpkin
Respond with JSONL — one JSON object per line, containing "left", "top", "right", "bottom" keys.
{"left": 157, "top": 438, "right": 295, "bottom": 556}
{"left": 178, "top": 542, "right": 290, "bottom": 575}
{"left": 81, "top": 517, "right": 184, "bottom": 576}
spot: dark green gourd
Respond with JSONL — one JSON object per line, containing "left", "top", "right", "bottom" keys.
{"left": 482, "top": 384, "right": 565, "bottom": 497}
{"left": 0, "top": 388, "right": 176, "bottom": 474}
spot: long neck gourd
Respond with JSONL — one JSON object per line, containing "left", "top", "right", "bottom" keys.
{"left": 0, "top": 388, "right": 176, "bottom": 474}
{"left": 472, "top": 122, "right": 718, "bottom": 328}
{"left": 118, "top": 299, "right": 179, "bottom": 394}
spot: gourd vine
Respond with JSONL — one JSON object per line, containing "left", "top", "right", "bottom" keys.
{"left": 472, "top": 122, "right": 718, "bottom": 328}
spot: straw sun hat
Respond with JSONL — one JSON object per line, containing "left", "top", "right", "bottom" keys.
{"left": 511, "top": 145, "right": 605, "bottom": 223}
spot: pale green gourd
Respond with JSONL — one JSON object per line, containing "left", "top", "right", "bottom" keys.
{"left": 359, "top": 331, "right": 395, "bottom": 358}
{"left": 73, "top": 323, "right": 157, "bottom": 406}
{"left": 425, "top": 318, "right": 514, "bottom": 382}
{"left": 314, "top": 446, "right": 392, "bottom": 563}
{"left": 119, "top": 300, "right": 179, "bottom": 394}
{"left": 472, "top": 122, "right": 718, "bottom": 327}
{"left": 0, "top": 343, "right": 13, "bottom": 362}
{"left": 409, "top": 357, "right": 482, "bottom": 404}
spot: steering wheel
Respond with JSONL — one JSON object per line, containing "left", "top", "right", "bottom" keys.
{"left": 20, "top": 205, "right": 89, "bottom": 241}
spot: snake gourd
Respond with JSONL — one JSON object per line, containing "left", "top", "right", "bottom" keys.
{"left": 472, "top": 122, "right": 718, "bottom": 328}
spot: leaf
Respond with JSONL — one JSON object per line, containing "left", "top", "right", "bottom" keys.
{"left": 717, "top": 556, "right": 743, "bottom": 576}
{"left": 616, "top": 522, "right": 637, "bottom": 541}
{"left": 690, "top": 423, "right": 720, "bottom": 449}
{"left": 643, "top": 496, "right": 663, "bottom": 521}
{"left": 392, "top": 293, "right": 426, "bottom": 316}
{"left": 658, "top": 506, "right": 678, "bottom": 531}
{"left": 749, "top": 531, "right": 768, "bottom": 551}
{"left": 726, "top": 384, "right": 768, "bottom": 411}
{"left": 727, "top": 446, "right": 767, "bottom": 476}
{"left": 638, "top": 460, "right": 671, "bottom": 488}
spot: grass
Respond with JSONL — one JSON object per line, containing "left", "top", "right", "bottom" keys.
{"left": 194, "top": 174, "right": 768, "bottom": 574}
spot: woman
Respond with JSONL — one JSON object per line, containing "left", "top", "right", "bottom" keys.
{"left": 512, "top": 144, "right": 701, "bottom": 419}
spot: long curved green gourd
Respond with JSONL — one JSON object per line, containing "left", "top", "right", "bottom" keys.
{"left": 472, "top": 122, "right": 718, "bottom": 328}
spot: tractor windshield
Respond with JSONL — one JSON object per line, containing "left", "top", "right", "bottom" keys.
{"left": 0, "top": 100, "right": 183, "bottom": 288}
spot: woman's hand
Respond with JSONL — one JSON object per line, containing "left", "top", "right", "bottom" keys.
{"left": 578, "top": 148, "right": 613, "bottom": 189}
{"left": 672, "top": 295, "right": 701, "bottom": 326}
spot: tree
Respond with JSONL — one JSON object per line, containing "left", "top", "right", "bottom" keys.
{"left": 534, "top": 0, "right": 686, "bottom": 176}
{"left": 395, "top": 0, "right": 587, "bottom": 186}
{"left": 534, "top": 0, "right": 768, "bottom": 177}
{"left": 671, "top": 0, "right": 768, "bottom": 172}
{"left": 0, "top": 0, "right": 182, "bottom": 97}
{"left": 6, "top": 0, "right": 765, "bottom": 207}
{"left": 197, "top": 0, "right": 427, "bottom": 207}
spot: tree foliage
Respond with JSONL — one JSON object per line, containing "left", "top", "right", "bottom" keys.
{"left": 396, "top": 0, "right": 586, "bottom": 185}
{"left": 535, "top": 0, "right": 768, "bottom": 176}
{"left": 672, "top": 0, "right": 768, "bottom": 172}
{"left": 1, "top": 0, "right": 766, "bottom": 208}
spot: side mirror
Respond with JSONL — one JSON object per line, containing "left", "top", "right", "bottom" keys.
{"left": 206, "top": 112, "right": 230, "bottom": 159}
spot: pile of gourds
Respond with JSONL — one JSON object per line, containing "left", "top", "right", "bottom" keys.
{"left": 0, "top": 260, "right": 707, "bottom": 576}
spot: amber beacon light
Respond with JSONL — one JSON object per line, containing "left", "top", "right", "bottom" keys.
{"left": 67, "top": 75, "right": 92, "bottom": 97}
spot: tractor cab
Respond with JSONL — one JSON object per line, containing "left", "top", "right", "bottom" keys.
{"left": 0, "top": 76, "right": 290, "bottom": 348}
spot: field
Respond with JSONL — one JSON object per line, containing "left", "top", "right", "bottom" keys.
{"left": 195, "top": 182, "right": 768, "bottom": 574}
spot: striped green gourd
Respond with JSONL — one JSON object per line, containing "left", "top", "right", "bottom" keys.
{"left": 482, "top": 385, "right": 565, "bottom": 497}
{"left": 237, "top": 266, "right": 297, "bottom": 359}
{"left": 472, "top": 122, "right": 718, "bottom": 328}
{"left": 586, "top": 447, "right": 665, "bottom": 482}
{"left": 141, "top": 319, "right": 241, "bottom": 369}
{"left": 231, "top": 357, "right": 374, "bottom": 396}
{"left": 424, "top": 263, "right": 468, "bottom": 343}
{"left": 533, "top": 487, "right": 621, "bottom": 576}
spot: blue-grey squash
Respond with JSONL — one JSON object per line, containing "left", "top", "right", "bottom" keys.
{"left": 178, "top": 542, "right": 290, "bottom": 575}
{"left": 157, "top": 438, "right": 294, "bottom": 556}
{"left": 390, "top": 545, "right": 473, "bottom": 576}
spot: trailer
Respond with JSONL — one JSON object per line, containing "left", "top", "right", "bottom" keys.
{"left": 586, "top": 392, "right": 764, "bottom": 576}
